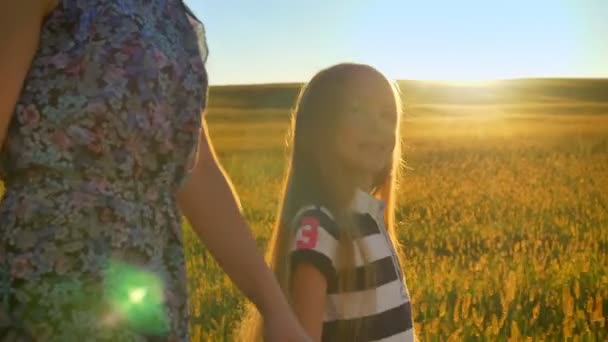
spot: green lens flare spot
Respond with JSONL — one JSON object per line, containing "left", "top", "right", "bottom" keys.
{"left": 104, "top": 260, "right": 170, "bottom": 336}
{"left": 128, "top": 287, "right": 148, "bottom": 304}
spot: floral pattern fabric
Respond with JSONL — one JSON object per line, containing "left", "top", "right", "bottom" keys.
{"left": 0, "top": 0, "right": 208, "bottom": 340}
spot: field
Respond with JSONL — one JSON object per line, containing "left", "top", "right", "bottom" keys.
{"left": 1, "top": 79, "right": 607, "bottom": 340}
{"left": 186, "top": 79, "right": 608, "bottom": 341}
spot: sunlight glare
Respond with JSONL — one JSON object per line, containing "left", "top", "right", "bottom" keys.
{"left": 433, "top": 79, "right": 500, "bottom": 87}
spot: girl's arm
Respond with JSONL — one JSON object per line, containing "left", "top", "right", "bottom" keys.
{"left": 0, "top": 0, "right": 57, "bottom": 147}
{"left": 177, "top": 119, "right": 309, "bottom": 342}
{"left": 290, "top": 263, "right": 328, "bottom": 342}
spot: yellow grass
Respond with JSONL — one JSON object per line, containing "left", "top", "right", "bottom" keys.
{"left": 186, "top": 109, "right": 608, "bottom": 341}
{"left": 1, "top": 82, "right": 607, "bottom": 340}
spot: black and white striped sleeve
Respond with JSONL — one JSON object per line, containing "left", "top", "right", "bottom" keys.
{"left": 288, "top": 206, "right": 340, "bottom": 288}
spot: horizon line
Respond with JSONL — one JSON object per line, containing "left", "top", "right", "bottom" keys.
{"left": 209, "top": 76, "right": 608, "bottom": 87}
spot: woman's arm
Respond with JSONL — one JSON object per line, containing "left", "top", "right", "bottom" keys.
{"left": 177, "top": 118, "right": 309, "bottom": 342}
{"left": 0, "top": 0, "right": 57, "bottom": 147}
{"left": 290, "top": 263, "right": 328, "bottom": 342}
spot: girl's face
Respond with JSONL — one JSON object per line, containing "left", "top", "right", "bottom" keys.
{"left": 333, "top": 88, "right": 398, "bottom": 180}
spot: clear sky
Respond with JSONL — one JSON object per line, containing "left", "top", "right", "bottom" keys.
{"left": 184, "top": 0, "right": 608, "bottom": 85}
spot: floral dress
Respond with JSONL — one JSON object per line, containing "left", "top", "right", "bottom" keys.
{"left": 0, "top": 0, "right": 208, "bottom": 340}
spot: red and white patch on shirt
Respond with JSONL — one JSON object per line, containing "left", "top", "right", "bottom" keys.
{"left": 295, "top": 216, "right": 320, "bottom": 250}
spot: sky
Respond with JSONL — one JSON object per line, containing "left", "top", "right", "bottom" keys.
{"left": 184, "top": 0, "right": 608, "bottom": 85}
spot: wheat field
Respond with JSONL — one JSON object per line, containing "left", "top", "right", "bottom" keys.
{"left": 1, "top": 80, "right": 607, "bottom": 340}
{"left": 186, "top": 79, "right": 608, "bottom": 341}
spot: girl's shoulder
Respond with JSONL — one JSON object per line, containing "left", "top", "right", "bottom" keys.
{"left": 293, "top": 204, "right": 335, "bottom": 221}
{"left": 291, "top": 205, "right": 339, "bottom": 237}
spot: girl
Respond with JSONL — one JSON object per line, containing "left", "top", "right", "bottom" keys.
{"left": 240, "top": 63, "right": 415, "bottom": 341}
{"left": 0, "top": 1, "right": 309, "bottom": 341}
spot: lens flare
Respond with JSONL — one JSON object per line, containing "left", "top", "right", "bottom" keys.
{"left": 128, "top": 287, "right": 148, "bottom": 304}
{"left": 104, "top": 260, "right": 170, "bottom": 336}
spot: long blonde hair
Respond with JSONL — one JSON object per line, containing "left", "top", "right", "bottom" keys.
{"left": 238, "top": 63, "right": 404, "bottom": 341}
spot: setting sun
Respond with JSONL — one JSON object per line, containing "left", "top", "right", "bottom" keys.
{"left": 187, "top": 0, "right": 607, "bottom": 85}
{"left": 424, "top": 79, "right": 500, "bottom": 87}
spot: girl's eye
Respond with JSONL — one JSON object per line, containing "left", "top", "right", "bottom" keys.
{"left": 349, "top": 109, "right": 367, "bottom": 122}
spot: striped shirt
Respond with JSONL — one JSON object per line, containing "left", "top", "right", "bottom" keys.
{"left": 289, "top": 190, "right": 415, "bottom": 342}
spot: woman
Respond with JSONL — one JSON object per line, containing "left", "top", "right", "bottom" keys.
{"left": 0, "top": 1, "right": 309, "bottom": 341}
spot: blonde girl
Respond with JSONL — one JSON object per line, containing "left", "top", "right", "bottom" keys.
{"left": 240, "top": 63, "right": 415, "bottom": 341}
